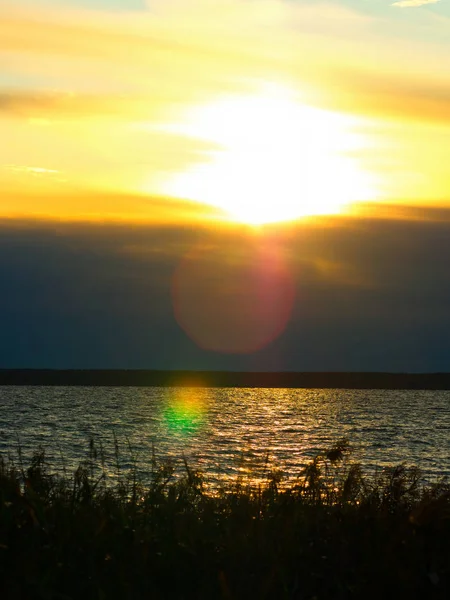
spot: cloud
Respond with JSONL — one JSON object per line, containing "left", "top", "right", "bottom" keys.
{"left": 0, "top": 189, "right": 226, "bottom": 224}
{"left": 3, "top": 164, "right": 59, "bottom": 175}
{"left": 0, "top": 91, "right": 141, "bottom": 119}
{"left": 1, "top": 0, "right": 450, "bottom": 220}
{"left": 324, "top": 68, "right": 450, "bottom": 124}
{"left": 0, "top": 2, "right": 276, "bottom": 92}
{"left": 2, "top": 0, "right": 447, "bottom": 102}
{"left": 1, "top": 1, "right": 449, "bottom": 124}
{"left": 392, "top": 0, "right": 440, "bottom": 6}
{"left": 1, "top": 210, "right": 450, "bottom": 371}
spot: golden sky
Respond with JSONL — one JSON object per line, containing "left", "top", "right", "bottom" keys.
{"left": 2, "top": 0, "right": 450, "bottom": 224}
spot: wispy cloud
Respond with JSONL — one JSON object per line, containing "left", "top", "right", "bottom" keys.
{"left": 1, "top": 0, "right": 450, "bottom": 221}
{"left": 328, "top": 68, "right": 450, "bottom": 124}
{"left": 3, "top": 164, "right": 60, "bottom": 175}
{"left": 0, "top": 91, "right": 152, "bottom": 121}
{"left": 392, "top": 0, "right": 441, "bottom": 7}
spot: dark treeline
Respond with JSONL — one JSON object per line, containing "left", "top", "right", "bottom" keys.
{"left": 1, "top": 369, "right": 450, "bottom": 389}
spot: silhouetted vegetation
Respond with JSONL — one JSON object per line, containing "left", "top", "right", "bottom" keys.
{"left": 3, "top": 368, "right": 450, "bottom": 388}
{"left": 0, "top": 438, "right": 449, "bottom": 599}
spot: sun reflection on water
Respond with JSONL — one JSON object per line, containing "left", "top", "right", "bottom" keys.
{"left": 3, "top": 387, "right": 449, "bottom": 492}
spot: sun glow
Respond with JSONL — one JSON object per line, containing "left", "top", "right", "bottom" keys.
{"left": 160, "top": 84, "right": 377, "bottom": 224}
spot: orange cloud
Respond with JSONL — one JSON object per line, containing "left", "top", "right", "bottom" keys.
{"left": 1, "top": 0, "right": 450, "bottom": 222}
{"left": 392, "top": 0, "right": 440, "bottom": 6}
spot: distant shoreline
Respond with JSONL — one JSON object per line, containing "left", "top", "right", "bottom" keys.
{"left": 1, "top": 369, "right": 450, "bottom": 389}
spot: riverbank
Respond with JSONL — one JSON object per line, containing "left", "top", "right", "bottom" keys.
{"left": 0, "top": 440, "right": 449, "bottom": 599}
{"left": 2, "top": 369, "right": 450, "bottom": 388}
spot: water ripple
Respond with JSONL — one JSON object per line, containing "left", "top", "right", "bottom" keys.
{"left": 0, "top": 386, "right": 449, "bottom": 486}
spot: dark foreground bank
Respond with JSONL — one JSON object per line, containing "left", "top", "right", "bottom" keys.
{"left": 0, "top": 440, "right": 449, "bottom": 599}
{"left": 2, "top": 369, "right": 450, "bottom": 388}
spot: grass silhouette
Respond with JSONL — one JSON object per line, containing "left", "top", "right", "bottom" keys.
{"left": 0, "top": 437, "right": 449, "bottom": 599}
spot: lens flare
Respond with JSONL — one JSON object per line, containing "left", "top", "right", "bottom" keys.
{"left": 172, "top": 235, "right": 295, "bottom": 354}
{"left": 164, "top": 388, "right": 206, "bottom": 434}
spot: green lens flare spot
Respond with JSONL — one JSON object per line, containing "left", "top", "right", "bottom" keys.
{"left": 163, "top": 393, "right": 205, "bottom": 434}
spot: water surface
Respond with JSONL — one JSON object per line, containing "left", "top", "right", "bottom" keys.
{"left": 1, "top": 386, "right": 449, "bottom": 486}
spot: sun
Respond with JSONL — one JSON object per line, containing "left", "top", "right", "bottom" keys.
{"left": 160, "top": 83, "right": 377, "bottom": 225}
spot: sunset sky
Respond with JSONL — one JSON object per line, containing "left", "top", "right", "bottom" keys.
{"left": 1, "top": 0, "right": 450, "bottom": 371}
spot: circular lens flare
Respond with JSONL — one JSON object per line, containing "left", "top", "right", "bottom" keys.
{"left": 172, "top": 236, "right": 295, "bottom": 354}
